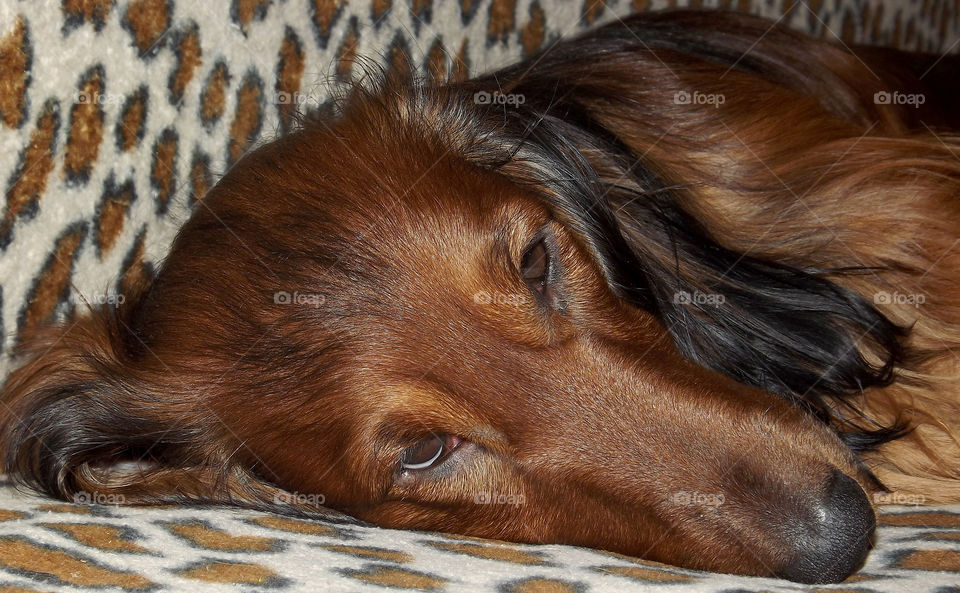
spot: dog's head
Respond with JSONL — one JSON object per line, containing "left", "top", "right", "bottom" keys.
{"left": 1, "top": 29, "right": 910, "bottom": 582}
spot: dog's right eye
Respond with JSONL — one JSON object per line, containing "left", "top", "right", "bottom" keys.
{"left": 400, "top": 434, "right": 462, "bottom": 471}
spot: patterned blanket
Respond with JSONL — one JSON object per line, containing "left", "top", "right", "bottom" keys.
{"left": 0, "top": 480, "right": 957, "bottom": 592}
{"left": 1, "top": 0, "right": 959, "bottom": 591}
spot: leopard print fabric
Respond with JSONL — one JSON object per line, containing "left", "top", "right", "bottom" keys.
{"left": 1, "top": 0, "right": 959, "bottom": 591}
{"left": 0, "top": 481, "right": 957, "bottom": 592}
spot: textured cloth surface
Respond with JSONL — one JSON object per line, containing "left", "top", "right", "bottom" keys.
{"left": 0, "top": 481, "right": 957, "bottom": 592}
{"left": 1, "top": 0, "right": 960, "bottom": 591}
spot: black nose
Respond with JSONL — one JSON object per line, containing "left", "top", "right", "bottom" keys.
{"left": 778, "top": 469, "right": 875, "bottom": 584}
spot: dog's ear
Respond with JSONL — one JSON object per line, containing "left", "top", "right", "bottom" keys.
{"left": 2, "top": 311, "right": 198, "bottom": 502}
{"left": 0, "top": 309, "right": 332, "bottom": 516}
{"left": 450, "top": 12, "right": 915, "bottom": 451}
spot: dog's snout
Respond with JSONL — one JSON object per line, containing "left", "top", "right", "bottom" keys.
{"left": 778, "top": 469, "right": 875, "bottom": 584}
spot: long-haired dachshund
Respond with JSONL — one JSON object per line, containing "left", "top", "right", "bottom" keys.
{"left": 2, "top": 10, "right": 959, "bottom": 584}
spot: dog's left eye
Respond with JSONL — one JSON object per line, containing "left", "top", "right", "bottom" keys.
{"left": 400, "top": 434, "right": 462, "bottom": 471}
{"left": 521, "top": 239, "right": 551, "bottom": 295}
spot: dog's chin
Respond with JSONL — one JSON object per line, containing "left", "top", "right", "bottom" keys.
{"left": 355, "top": 466, "right": 874, "bottom": 583}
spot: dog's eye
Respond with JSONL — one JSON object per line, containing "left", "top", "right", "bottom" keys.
{"left": 521, "top": 239, "right": 550, "bottom": 294}
{"left": 400, "top": 434, "right": 462, "bottom": 471}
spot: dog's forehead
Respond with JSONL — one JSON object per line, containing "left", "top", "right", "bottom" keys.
{"left": 180, "top": 111, "right": 552, "bottom": 337}
{"left": 271, "top": 129, "right": 537, "bottom": 254}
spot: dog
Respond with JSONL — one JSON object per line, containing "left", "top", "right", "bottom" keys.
{"left": 2, "top": 10, "right": 959, "bottom": 584}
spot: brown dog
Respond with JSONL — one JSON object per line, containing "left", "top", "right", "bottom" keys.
{"left": 2, "top": 11, "right": 959, "bottom": 584}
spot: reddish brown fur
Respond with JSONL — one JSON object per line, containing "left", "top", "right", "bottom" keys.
{"left": 1, "top": 11, "right": 959, "bottom": 584}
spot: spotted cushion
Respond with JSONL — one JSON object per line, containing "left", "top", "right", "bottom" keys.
{"left": 0, "top": 482, "right": 957, "bottom": 591}
{"left": 1, "top": 0, "right": 959, "bottom": 591}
